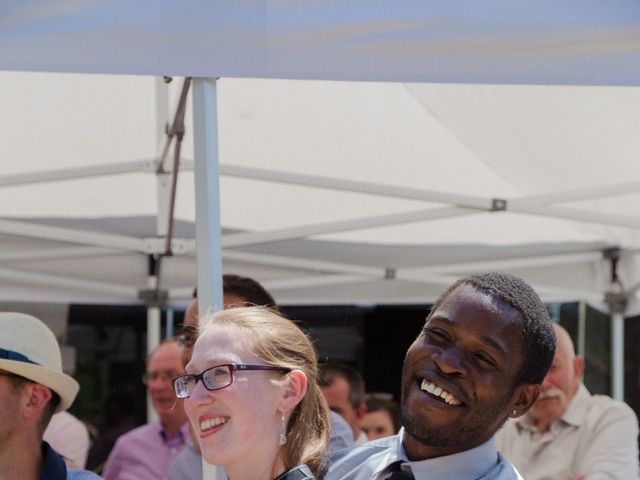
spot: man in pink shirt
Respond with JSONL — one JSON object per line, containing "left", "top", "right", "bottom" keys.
{"left": 103, "top": 339, "right": 189, "bottom": 480}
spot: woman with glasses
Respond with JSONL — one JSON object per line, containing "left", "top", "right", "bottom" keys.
{"left": 172, "top": 306, "right": 331, "bottom": 480}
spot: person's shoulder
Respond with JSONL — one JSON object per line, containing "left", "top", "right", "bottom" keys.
{"left": 486, "top": 452, "right": 525, "bottom": 480}
{"left": 327, "top": 435, "right": 398, "bottom": 480}
{"left": 335, "top": 434, "right": 396, "bottom": 459}
{"left": 114, "top": 422, "right": 156, "bottom": 442}
{"left": 589, "top": 394, "right": 638, "bottom": 422}
{"left": 67, "top": 468, "right": 103, "bottom": 480}
{"left": 109, "top": 421, "right": 157, "bottom": 455}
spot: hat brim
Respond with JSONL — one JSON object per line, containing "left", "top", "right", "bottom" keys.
{"left": 0, "top": 358, "right": 79, "bottom": 412}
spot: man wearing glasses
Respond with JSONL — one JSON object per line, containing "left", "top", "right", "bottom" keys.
{"left": 103, "top": 339, "right": 189, "bottom": 480}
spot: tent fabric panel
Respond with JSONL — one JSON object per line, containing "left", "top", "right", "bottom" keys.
{"left": 1, "top": 1, "right": 640, "bottom": 85}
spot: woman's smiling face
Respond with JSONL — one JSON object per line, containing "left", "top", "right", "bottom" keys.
{"left": 184, "top": 323, "right": 285, "bottom": 471}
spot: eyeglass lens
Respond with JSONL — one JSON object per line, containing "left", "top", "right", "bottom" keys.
{"left": 173, "top": 365, "right": 233, "bottom": 398}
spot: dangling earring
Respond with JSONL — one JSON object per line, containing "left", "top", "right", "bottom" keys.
{"left": 279, "top": 412, "right": 287, "bottom": 446}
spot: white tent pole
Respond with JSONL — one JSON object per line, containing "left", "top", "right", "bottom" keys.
{"left": 223, "top": 207, "right": 477, "bottom": 248}
{"left": 0, "top": 246, "right": 120, "bottom": 263}
{"left": 611, "top": 312, "right": 624, "bottom": 401}
{"left": 603, "top": 248, "right": 626, "bottom": 401}
{"left": 424, "top": 251, "right": 602, "bottom": 274}
{"left": 0, "top": 266, "right": 136, "bottom": 296}
{"left": 0, "top": 218, "right": 147, "bottom": 251}
{"left": 217, "top": 164, "right": 494, "bottom": 208}
{"left": 192, "top": 78, "right": 224, "bottom": 312}
{"left": 512, "top": 204, "right": 640, "bottom": 230}
{"left": 511, "top": 180, "right": 640, "bottom": 206}
{"left": 155, "top": 77, "right": 170, "bottom": 151}
{"left": 193, "top": 77, "right": 224, "bottom": 480}
{"left": 146, "top": 267, "right": 161, "bottom": 423}
{"left": 577, "top": 301, "right": 586, "bottom": 358}
{"left": 0, "top": 160, "right": 152, "bottom": 186}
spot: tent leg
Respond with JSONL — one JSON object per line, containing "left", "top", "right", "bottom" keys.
{"left": 192, "top": 77, "right": 224, "bottom": 480}
{"left": 577, "top": 301, "right": 586, "bottom": 358}
{"left": 192, "top": 78, "right": 224, "bottom": 313}
{"left": 611, "top": 312, "right": 624, "bottom": 401}
{"left": 146, "top": 276, "right": 161, "bottom": 423}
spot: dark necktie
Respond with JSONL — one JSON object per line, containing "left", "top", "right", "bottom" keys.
{"left": 385, "top": 461, "right": 414, "bottom": 480}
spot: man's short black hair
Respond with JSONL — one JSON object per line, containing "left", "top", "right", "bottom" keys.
{"left": 192, "top": 274, "right": 276, "bottom": 307}
{"left": 223, "top": 274, "right": 276, "bottom": 307}
{"left": 429, "top": 272, "right": 556, "bottom": 386}
{"left": 318, "top": 362, "right": 366, "bottom": 409}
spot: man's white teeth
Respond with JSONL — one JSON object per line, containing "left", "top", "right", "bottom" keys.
{"left": 200, "top": 417, "right": 229, "bottom": 431}
{"left": 420, "top": 379, "right": 462, "bottom": 406}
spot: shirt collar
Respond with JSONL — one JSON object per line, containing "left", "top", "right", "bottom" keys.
{"left": 156, "top": 420, "right": 189, "bottom": 443}
{"left": 372, "top": 428, "right": 501, "bottom": 480}
{"left": 40, "top": 441, "right": 67, "bottom": 480}
{"left": 371, "top": 431, "right": 408, "bottom": 477}
{"left": 560, "top": 383, "right": 590, "bottom": 427}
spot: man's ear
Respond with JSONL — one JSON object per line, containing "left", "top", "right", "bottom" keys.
{"left": 574, "top": 356, "right": 585, "bottom": 380}
{"left": 21, "top": 383, "right": 53, "bottom": 419}
{"left": 278, "top": 369, "right": 307, "bottom": 413}
{"left": 508, "top": 383, "right": 540, "bottom": 418}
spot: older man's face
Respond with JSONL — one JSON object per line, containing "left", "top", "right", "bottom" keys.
{"left": 146, "top": 343, "right": 186, "bottom": 423}
{"left": 528, "top": 325, "right": 582, "bottom": 427}
{"left": 400, "top": 284, "right": 537, "bottom": 460}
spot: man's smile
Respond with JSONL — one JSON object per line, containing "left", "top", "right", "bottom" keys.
{"left": 419, "top": 378, "right": 464, "bottom": 406}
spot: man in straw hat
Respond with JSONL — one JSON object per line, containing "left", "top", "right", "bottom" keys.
{"left": 0, "top": 312, "right": 101, "bottom": 480}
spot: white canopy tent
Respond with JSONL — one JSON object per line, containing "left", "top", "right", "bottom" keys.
{"left": 1, "top": 1, "right": 640, "bottom": 408}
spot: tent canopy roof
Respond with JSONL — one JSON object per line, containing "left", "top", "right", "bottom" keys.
{"left": 2, "top": 1, "right": 640, "bottom": 85}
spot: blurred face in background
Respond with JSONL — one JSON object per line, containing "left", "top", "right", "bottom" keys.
{"left": 321, "top": 376, "right": 365, "bottom": 441}
{"left": 361, "top": 409, "right": 396, "bottom": 441}
{"left": 146, "top": 342, "right": 187, "bottom": 426}
{"left": 528, "top": 324, "right": 583, "bottom": 431}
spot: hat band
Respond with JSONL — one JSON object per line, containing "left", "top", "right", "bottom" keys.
{"left": 0, "top": 347, "right": 39, "bottom": 365}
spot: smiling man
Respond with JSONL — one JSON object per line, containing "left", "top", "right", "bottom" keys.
{"left": 496, "top": 324, "right": 640, "bottom": 480}
{"left": 327, "top": 272, "right": 556, "bottom": 480}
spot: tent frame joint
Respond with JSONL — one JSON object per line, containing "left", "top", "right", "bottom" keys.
{"left": 491, "top": 198, "right": 507, "bottom": 212}
{"left": 138, "top": 288, "right": 169, "bottom": 308}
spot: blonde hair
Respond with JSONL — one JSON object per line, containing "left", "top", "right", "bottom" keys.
{"left": 198, "top": 306, "right": 330, "bottom": 476}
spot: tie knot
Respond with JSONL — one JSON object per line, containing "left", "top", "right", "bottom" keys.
{"left": 384, "top": 461, "right": 414, "bottom": 480}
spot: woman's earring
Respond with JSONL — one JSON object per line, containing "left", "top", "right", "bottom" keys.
{"left": 512, "top": 409, "right": 518, "bottom": 417}
{"left": 279, "top": 412, "right": 287, "bottom": 446}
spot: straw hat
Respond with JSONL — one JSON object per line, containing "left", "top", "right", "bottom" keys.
{"left": 0, "top": 312, "right": 79, "bottom": 412}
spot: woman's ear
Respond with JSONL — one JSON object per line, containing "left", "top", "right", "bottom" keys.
{"left": 279, "top": 369, "right": 307, "bottom": 413}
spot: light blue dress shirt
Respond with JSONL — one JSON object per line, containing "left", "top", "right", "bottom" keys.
{"left": 326, "top": 427, "right": 523, "bottom": 480}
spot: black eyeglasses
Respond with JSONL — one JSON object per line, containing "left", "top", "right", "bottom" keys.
{"left": 172, "top": 363, "right": 291, "bottom": 399}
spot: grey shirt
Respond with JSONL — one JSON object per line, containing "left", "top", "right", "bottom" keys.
{"left": 326, "top": 427, "right": 523, "bottom": 480}
{"left": 496, "top": 384, "right": 640, "bottom": 480}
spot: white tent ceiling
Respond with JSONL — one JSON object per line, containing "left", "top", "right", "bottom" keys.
{"left": 0, "top": 74, "right": 638, "bottom": 313}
